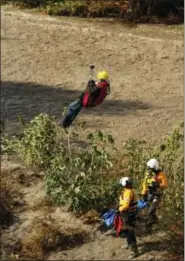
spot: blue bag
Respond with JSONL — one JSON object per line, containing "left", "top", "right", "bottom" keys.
{"left": 101, "top": 201, "right": 147, "bottom": 228}
{"left": 137, "top": 199, "right": 148, "bottom": 210}
{"left": 101, "top": 209, "right": 116, "bottom": 227}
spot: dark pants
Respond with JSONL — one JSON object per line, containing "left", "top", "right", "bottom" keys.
{"left": 60, "top": 99, "right": 82, "bottom": 128}
{"left": 146, "top": 195, "right": 161, "bottom": 233}
{"left": 121, "top": 229, "right": 137, "bottom": 245}
{"left": 120, "top": 212, "right": 137, "bottom": 246}
{"left": 148, "top": 195, "right": 161, "bottom": 224}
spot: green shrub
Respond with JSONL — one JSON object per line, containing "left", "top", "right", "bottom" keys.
{"left": 46, "top": 1, "right": 88, "bottom": 16}
{"left": 3, "top": 0, "right": 183, "bottom": 24}
{"left": 2, "top": 114, "right": 183, "bottom": 259}
{"left": 158, "top": 125, "right": 184, "bottom": 260}
{"left": 3, "top": 0, "right": 65, "bottom": 8}
{"left": 45, "top": 130, "right": 117, "bottom": 212}
{"left": 2, "top": 113, "right": 58, "bottom": 168}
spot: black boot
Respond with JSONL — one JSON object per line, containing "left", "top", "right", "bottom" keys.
{"left": 129, "top": 244, "right": 139, "bottom": 259}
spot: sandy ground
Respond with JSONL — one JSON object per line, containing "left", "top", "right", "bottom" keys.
{"left": 1, "top": 6, "right": 184, "bottom": 260}
{"left": 1, "top": 6, "right": 184, "bottom": 148}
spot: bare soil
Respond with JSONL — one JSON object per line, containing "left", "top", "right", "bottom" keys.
{"left": 1, "top": 6, "right": 183, "bottom": 148}
{"left": 1, "top": 6, "right": 183, "bottom": 260}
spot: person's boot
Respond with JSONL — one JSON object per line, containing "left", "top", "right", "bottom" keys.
{"left": 129, "top": 244, "right": 139, "bottom": 259}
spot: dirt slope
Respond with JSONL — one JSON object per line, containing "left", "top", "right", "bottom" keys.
{"left": 1, "top": 6, "right": 184, "bottom": 148}
{"left": 1, "top": 6, "right": 183, "bottom": 260}
{"left": 1, "top": 159, "right": 169, "bottom": 260}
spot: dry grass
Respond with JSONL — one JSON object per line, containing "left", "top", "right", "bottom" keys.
{"left": 21, "top": 217, "right": 89, "bottom": 259}
{"left": 31, "top": 196, "right": 55, "bottom": 213}
{"left": 1, "top": 168, "right": 27, "bottom": 212}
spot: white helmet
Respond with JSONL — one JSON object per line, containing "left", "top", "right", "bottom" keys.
{"left": 147, "top": 158, "right": 159, "bottom": 170}
{"left": 119, "top": 177, "right": 130, "bottom": 187}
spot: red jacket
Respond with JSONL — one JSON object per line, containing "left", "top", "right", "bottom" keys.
{"left": 82, "top": 80, "right": 110, "bottom": 107}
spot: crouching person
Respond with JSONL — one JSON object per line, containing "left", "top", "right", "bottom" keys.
{"left": 118, "top": 177, "right": 139, "bottom": 259}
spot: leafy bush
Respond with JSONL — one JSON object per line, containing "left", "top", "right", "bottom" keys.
{"left": 3, "top": 0, "right": 65, "bottom": 8}
{"left": 46, "top": 1, "right": 88, "bottom": 16}
{"left": 120, "top": 125, "right": 184, "bottom": 260}
{"left": 120, "top": 139, "right": 152, "bottom": 188}
{"left": 2, "top": 114, "right": 183, "bottom": 259}
{"left": 2, "top": 114, "right": 58, "bottom": 168}
{"left": 3, "top": 0, "right": 184, "bottom": 24}
{"left": 158, "top": 124, "right": 184, "bottom": 260}
{"left": 45, "top": 130, "right": 118, "bottom": 212}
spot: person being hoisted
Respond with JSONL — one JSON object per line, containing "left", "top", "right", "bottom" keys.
{"left": 141, "top": 158, "right": 168, "bottom": 232}
{"left": 59, "top": 65, "right": 110, "bottom": 130}
{"left": 118, "top": 177, "right": 139, "bottom": 259}
{"left": 82, "top": 69, "right": 110, "bottom": 108}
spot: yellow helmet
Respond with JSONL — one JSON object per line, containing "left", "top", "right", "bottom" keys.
{"left": 97, "top": 71, "right": 109, "bottom": 80}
